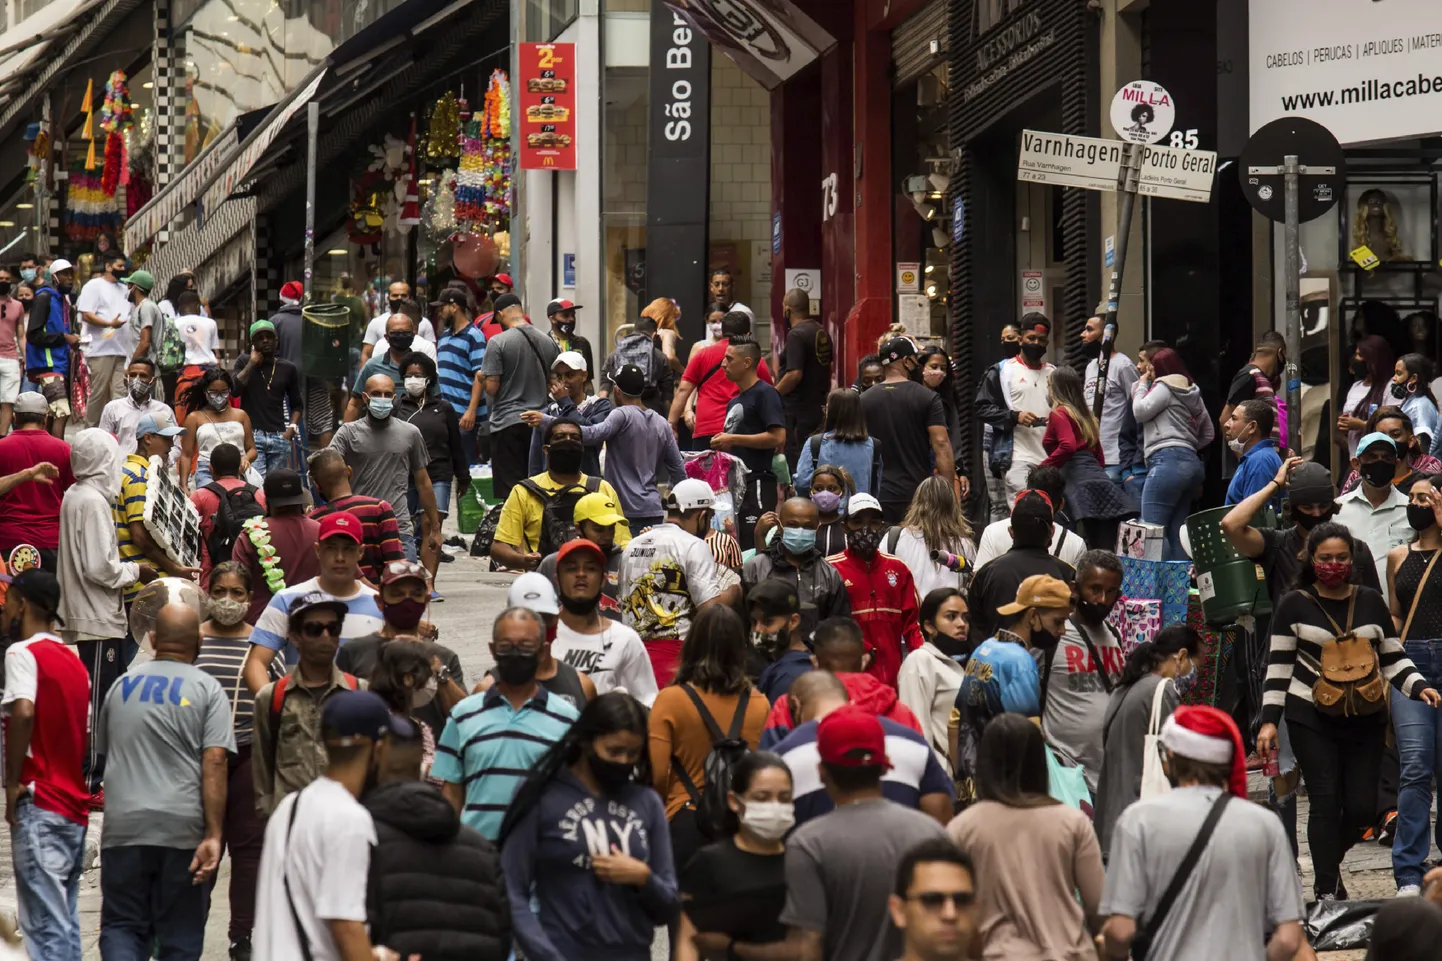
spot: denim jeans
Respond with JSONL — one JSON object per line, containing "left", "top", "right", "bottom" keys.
{"left": 1140, "top": 446, "right": 1204, "bottom": 560}
{"left": 11, "top": 798, "right": 86, "bottom": 961}
{"left": 1392, "top": 638, "right": 1442, "bottom": 887}
{"left": 399, "top": 530, "right": 418, "bottom": 563}
{"left": 100, "top": 845, "right": 211, "bottom": 960}
{"left": 408, "top": 479, "right": 452, "bottom": 520}
{"left": 251, "top": 429, "right": 292, "bottom": 477}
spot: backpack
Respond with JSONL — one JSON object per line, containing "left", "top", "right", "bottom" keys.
{"left": 154, "top": 308, "right": 186, "bottom": 373}
{"left": 204, "top": 481, "right": 266, "bottom": 565}
{"left": 674, "top": 684, "right": 752, "bottom": 840}
{"left": 471, "top": 503, "right": 504, "bottom": 557}
{"left": 519, "top": 475, "right": 602, "bottom": 556}
{"left": 1307, "top": 590, "right": 1385, "bottom": 718}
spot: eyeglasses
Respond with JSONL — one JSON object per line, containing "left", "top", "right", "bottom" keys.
{"left": 300, "top": 621, "right": 343, "bottom": 638}
{"left": 908, "top": 891, "right": 975, "bottom": 911}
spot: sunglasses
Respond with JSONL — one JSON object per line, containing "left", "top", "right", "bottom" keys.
{"left": 300, "top": 620, "right": 342, "bottom": 638}
{"left": 908, "top": 891, "right": 975, "bottom": 911}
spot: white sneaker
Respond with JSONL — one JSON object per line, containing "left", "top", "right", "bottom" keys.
{"left": 1397, "top": 884, "right": 1422, "bottom": 897}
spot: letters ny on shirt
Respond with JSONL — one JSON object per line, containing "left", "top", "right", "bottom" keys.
{"left": 560, "top": 795, "right": 651, "bottom": 867}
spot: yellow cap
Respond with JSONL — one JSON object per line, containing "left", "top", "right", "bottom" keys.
{"left": 574, "top": 491, "right": 625, "bottom": 527}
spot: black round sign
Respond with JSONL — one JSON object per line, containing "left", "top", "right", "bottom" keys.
{"left": 1239, "top": 117, "right": 1346, "bottom": 224}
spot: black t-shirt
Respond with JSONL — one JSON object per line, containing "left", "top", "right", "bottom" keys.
{"left": 1256, "top": 526, "right": 1381, "bottom": 608}
{"left": 680, "top": 838, "right": 788, "bottom": 943}
{"left": 724, "top": 380, "right": 785, "bottom": 478}
{"left": 232, "top": 356, "right": 303, "bottom": 433}
{"left": 967, "top": 546, "right": 1076, "bottom": 643}
{"left": 782, "top": 319, "right": 833, "bottom": 413}
{"left": 334, "top": 634, "right": 465, "bottom": 740}
{"left": 861, "top": 378, "right": 946, "bottom": 502}
{"left": 397, "top": 396, "right": 464, "bottom": 485}
{"left": 1226, "top": 365, "right": 1266, "bottom": 406}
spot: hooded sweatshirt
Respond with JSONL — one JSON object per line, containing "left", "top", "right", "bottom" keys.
{"left": 1131, "top": 373, "right": 1215, "bottom": 460}
{"left": 500, "top": 770, "right": 678, "bottom": 961}
{"left": 363, "top": 780, "right": 511, "bottom": 961}
{"left": 760, "top": 671, "right": 923, "bottom": 748}
{"left": 58, "top": 430, "right": 141, "bottom": 641}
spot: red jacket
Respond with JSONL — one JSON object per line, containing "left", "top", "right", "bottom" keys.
{"left": 760, "top": 671, "right": 923, "bottom": 747}
{"left": 827, "top": 549, "right": 924, "bottom": 688}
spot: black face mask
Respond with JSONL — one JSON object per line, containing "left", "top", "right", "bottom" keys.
{"left": 1292, "top": 505, "right": 1333, "bottom": 531}
{"left": 554, "top": 321, "right": 576, "bottom": 335}
{"left": 587, "top": 748, "right": 635, "bottom": 791}
{"left": 1020, "top": 342, "right": 1047, "bottom": 363}
{"left": 388, "top": 299, "right": 404, "bottom": 313}
{"left": 0, "top": 282, "right": 12, "bottom": 296}
{"left": 1080, "top": 338, "right": 1103, "bottom": 359}
{"left": 388, "top": 331, "right": 416, "bottom": 352}
{"left": 847, "top": 526, "right": 883, "bottom": 559}
{"left": 1076, "top": 599, "right": 1113, "bottom": 625}
{"left": 493, "top": 651, "right": 539, "bottom": 685}
{"left": 548, "top": 440, "right": 584, "bottom": 475}
{"left": 1360, "top": 459, "right": 1396, "bottom": 490}
{"left": 1350, "top": 358, "right": 1369, "bottom": 378}
{"left": 560, "top": 590, "right": 600, "bottom": 614}
{"left": 929, "top": 631, "right": 968, "bottom": 660}
{"left": 1408, "top": 504, "right": 1436, "bottom": 531}
{"left": 1391, "top": 381, "right": 1410, "bottom": 400}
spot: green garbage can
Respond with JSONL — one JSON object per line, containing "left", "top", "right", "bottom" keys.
{"left": 456, "top": 475, "right": 496, "bottom": 535}
{"left": 301, "top": 303, "right": 352, "bottom": 379}
{"left": 1186, "top": 506, "right": 1274, "bottom": 625}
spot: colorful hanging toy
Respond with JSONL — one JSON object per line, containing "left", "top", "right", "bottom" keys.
{"left": 481, "top": 70, "right": 510, "bottom": 140}
{"left": 424, "top": 92, "right": 460, "bottom": 161}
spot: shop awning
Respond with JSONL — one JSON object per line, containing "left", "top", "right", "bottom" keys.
{"left": 142, "top": 195, "right": 256, "bottom": 297}
{"left": 0, "top": 0, "right": 146, "bottom": 130}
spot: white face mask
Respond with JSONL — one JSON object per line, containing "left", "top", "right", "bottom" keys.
{"left": 739, "top": 800, "right": 795, "bottom": 842}
{"left": 404, "top": 376, "right": 427, "bottom": 398}
{"left": 707, "top": 321, "right": 723, "bottom": 342}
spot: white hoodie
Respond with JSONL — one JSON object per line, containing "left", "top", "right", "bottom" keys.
{"left": 58, "top": 429, "right": 141, "bottom": 641}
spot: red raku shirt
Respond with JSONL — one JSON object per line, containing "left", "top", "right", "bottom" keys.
{"left": 827, "top": 549, "right": 924, "bottom": 688}
{"left": 0, "top": 429, "right": 75, "bottom": 550}
{"left": 682, "top": 339, "right": 774, "bottom": 436}
{"left": 2, "top": 634, "right": 91, "bottom": 825}
{"left": 1039, "top": 408, "right": 1104, "bottom": 470}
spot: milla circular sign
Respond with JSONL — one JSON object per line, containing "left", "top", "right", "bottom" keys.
{"left": 1110, "top": 81, "right": 1176, "bottom": 145}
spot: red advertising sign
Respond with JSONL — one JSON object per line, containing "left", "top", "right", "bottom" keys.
{"left": 518, "top": 42, "right": 577, "bottom": 170}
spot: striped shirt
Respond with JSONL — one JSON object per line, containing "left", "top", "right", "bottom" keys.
{"left": 430, "top": 685, "right": 579, "bottom": 840}
{"left": 436, "top": 323, "right": 488, "bottom": 419}
{"left": 113, "top": 453, "right": 152, "bottom": 600}
{"left": 248, "top": 577, "right": 384, "bottom": 663}
{"left": 1262, "top": 585, "right": 1424, "bottom": 728}
{"left": 310, "top": 494, "right": 404, "bottom": 584}
{"left": 194, "top": 634, "right": 282, "bottom": 747}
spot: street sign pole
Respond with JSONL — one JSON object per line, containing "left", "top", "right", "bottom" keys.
{"left": 1283, "top": 154, "right": 1302, "bottom": 456}
{"left": 1092, "top": 142, "right": 1143, "bottom": 420}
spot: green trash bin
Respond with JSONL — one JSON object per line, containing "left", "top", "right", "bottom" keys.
{"left": 301, "top": 303, "right": 352, "bottom": 380}
{"left": 456, "top": 475, "right": 497, "bottom": 535}
{"left": 1186, "top": 505, "right": 1274, "bottom": 625}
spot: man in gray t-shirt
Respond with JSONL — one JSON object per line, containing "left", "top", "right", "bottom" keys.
{"left": 482, "top": 294, "right": 560, "bottom": 501}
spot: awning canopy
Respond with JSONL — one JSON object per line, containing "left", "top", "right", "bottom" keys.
{"left": 142, "top": 195, "right": 255, "bottom": 298}
{"left": 0, "top": 0, "right": 147, "bottom": 130}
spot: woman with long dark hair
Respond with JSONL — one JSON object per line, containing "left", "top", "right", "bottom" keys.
{"left": 794, "top": 387, "right": 880, "bottom": 499}
{"left": 395, "top": 351, "right": 467, "bottom": 593}
{"left": 1339, "top": 334, "right": 1396, "bottom": 460}
{"left": 650, "top": 605, "right": 770, "bottom": 872}
{"left": 1132, "top": 347, "right": 1212, "bottom": 560}
{"left": 913, "top": 346, "right": 964, "bottom": 470}
{"left": 1256, "top": 522, "right": 1440, "bottom": 899}
{"left": 676, "top": 752, "right": 798, "bottom": 961}
{"left": 368, "top": 638, "right": 440, "bottom": 775}
{"left": 1389, "top": 353, "right": 1442, "bottom": 455}
{"left": 157, "top": 271, "right": 195, "bottom": 321}
{"left": 500, "top": 692, "right": 677, "bottom": 961}
{"left": 898, "top": 588, "right": 969, "bottom": 775}
{"left": 1093, "top": 627, "right": 1198, "bottom": 853}
{"left": 1042, "top": 365, "right": 1137, "bottom": 548}
{"left": 946, "top": 714, "right": 1104, "bottom": 960}
{"left": 180, "top": 367, "right": 256, "bottom": 490}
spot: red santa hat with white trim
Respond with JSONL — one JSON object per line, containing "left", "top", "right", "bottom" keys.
{"left": 1159, "top": 705, "right": 1248, "bottom": 799}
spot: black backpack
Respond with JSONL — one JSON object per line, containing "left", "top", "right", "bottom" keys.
{"left": 518, "top": 476, "right": 602, "bottom": 556}
{"left": 674, "top": 685, "right": 752, "bottom": 840}
{"left": 204, "top": 482, "right": 265, "bottom": 565}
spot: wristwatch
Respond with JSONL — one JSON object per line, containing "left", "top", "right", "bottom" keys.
{"left": 436, "top": 667, "right": 454, "bottom": 686}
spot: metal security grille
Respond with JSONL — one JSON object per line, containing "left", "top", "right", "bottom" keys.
{"left": 893, "top": 2, "right": 949, "bottom": 89}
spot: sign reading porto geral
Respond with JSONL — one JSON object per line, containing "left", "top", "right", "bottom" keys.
{"left": 518, "top": 42, "right": 577, "bottom": 170}
{"left": 665, "top": 0, "right": 835, "bottom": 90}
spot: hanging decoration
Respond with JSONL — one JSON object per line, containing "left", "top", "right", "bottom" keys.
{"left": 347, "top": 171, "right": 387, "bottom": 253}
{"left": 454, "top": 70, "right": 512, "bottom": 229}
{"left": 81, "top": 78, "right": 97, "bottom": 171}
{"left": 397, "top": 114, "right": 420, "bottom": 231}
{"left": 480, "top": 70, "right": 510, "bottom": 140}
{"left": 99, "top": 70, "right": 133, "bottom": 134}
{"left": 65, "top": 167, "right": 121, "bottom": 242}
{"left": 422, "top": 168, "right": 457, "bottom": 240}
{"left": 100, "top": 132, "right": 125, "bottom": 196}
{"left": 424, "top": 92, "right": 460, "bottom": 161}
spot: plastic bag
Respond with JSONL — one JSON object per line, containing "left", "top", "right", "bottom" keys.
{"left": 1304, "top": 897, "right": 1383, "bottom": 951}
{"left": 1045, "top": 744, "right": 1093, "bottom": 818}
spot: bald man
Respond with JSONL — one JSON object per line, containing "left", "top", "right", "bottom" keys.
{"left": 773, "top": 288, "right": 832, "bottom": 467}
{"left": 742, "top": 495, "right": 850, "bottom": 641}
{"left": 330, "top": 373, "right": 441, "bottom": 563}
{"left": 96, "top": 600, "right": 234, "bottom": 957}
{"left": 360, "top": 281, "right": 436, "bottom": 366}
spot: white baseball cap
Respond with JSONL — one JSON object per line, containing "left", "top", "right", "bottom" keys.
{"left": 665, "top": 478, "right": 715, "bottom": 512}
{"left": 552, "top": 350, "right": 588, "bottom": 373}
{"left": 48, "top": 258, "right": 74, "bottom": 275}
{"left": 847, "top": 493, "right": 883, "bottom": 517}
{"left": 507, "top": 571, "right": 560, "bottom": 616}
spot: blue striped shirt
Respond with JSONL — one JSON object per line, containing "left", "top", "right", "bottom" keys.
{"left": 431, "top": 685, "right": 579, "bottom": 839}
{"left": 437, "top": 324, "right": 488, "bottom": 418}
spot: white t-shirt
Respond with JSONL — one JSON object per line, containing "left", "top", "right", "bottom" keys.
{"left": 76, "top": 277, "right": 134, "bottom": 358}
{"left": 552, "top": 619, "right": 658, "bottom": 706}
{"left": 175, "top": 314, "right": 220, "bottom": 366}
{"left": 363, "top": 312, "right": 436, "bottom": 345}
{"left": 1, "top": 632, "right": 69, "bottom": 709}
{"left": 1341, "top": 378, "right": 1375, "bottom": 460}
{"left": 973, "top": 517, "right": 1086, "bottom": 570}
{"left": 254, "top": 776, "right": 376, "bottom": 961}
{"left": 1002, "top": 358, "right": 1054, "bottom": 469}
{"left": 888, "top": 527, "right": 976, "bottom": 595}
{"left": 616, "top": 523, "right": 722, "bottom": 642}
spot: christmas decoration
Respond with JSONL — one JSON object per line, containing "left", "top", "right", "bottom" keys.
{"left": 424, "top": 92, "right": 460, "bottom": 161}
{"left": 99, "top": 70, "right": 133, "bottom": 134}
{"left": 65, "top": 168, "right": 121, "bottom": 242}
{"left": 481, "top": 70, "right": 510, "bottom": 140}
{"left": 81, "top": 78, "right": 94, "bottom": 142}
{"left": 347, "top": 171, "right": 387, "bottom": 253}
{"left": 100, "top": 131, "right": 124, "bottom": 196}
{"left": 397, "top": 114, "right": 419, "bottom": 230}
{"left": 422, "top": 168, "right": 457, "bottom": 240}
{"left": 453, "top": 232, "right": 499, "bottom": 279}
{"left": 454, "top": 70, "right": 512, "bottom": 228}
{"left": 453, "top": 118, "right": 487, "bottom": 224}
{"left": 366, "top": 133, "right": 407, "bottom": 183}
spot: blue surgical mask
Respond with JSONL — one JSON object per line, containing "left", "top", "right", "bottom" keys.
{"left": 20, "top": 268, "right": 35, "bottom": 283}
{"left": 367, "top": 396, "right": 394, "bottom": 420}
{"left": 781, "top": 526, "right": 817, "bottom": 554}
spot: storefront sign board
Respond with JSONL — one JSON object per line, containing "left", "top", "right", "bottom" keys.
{"left": 1249, "top": 0, "right": 1442, "bottom": 145}
{"left": 1020, "top": 270, "right": 1046, "bottom": 313}
{"left": 1018, "top": 131, "right": 1216, "bottom": 204}
{"left": 518, "top": 43, "right": 577, "bottom": 170}
{"left": 897, "top": 263, "right": 921, "bottom": 294}
{"left": 1110, "top": 80, "right": 1176, "bottom": 145}
{"left": 665, "top": 0, "right": 835, "bottom": 90}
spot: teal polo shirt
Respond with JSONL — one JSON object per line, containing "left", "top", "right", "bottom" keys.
{"left": 431, "top": 685, "right": 579, "bottom": 839}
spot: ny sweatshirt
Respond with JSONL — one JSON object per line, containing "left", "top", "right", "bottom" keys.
{"left": 58, "top": 430, "right": 141, "bottom": 641}
{"left": 500, "top": 770, "right": 678, "bottom": 961}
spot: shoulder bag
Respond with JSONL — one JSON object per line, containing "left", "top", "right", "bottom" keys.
{"left": 1140, "top": 679, "right": 1173, "bottom": 799}
{"left": 1131, "top": 792, "right": 1231, "bottom": 960}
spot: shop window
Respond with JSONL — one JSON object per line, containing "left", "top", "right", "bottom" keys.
{"left": 525, "top": 0, "right": 579, "bottom": 42}
{"left": 602, "top": 66, "right": 648, "bottom": 350}
{"left": 892, "top": 63, "right": 951, "bottom": 338}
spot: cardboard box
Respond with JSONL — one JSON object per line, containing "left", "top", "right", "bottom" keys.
{"left": 1117, "top": 521, "right": 1166, "bottom": 561}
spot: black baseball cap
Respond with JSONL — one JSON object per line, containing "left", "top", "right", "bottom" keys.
{"left": 493, "top": 293, "right": 523, "bottom": 312}
{"left": 747, "top": 578, "right": 800, "bottom": 619}
{"left": 880, "top": 336, "right": 918, "bottom": 364}
{"left": 287, "top": 590, "right": 348, "bottom": 626}
{"left": 263, "top": 468, "right": 308, "bottom": 508}
{"left": 429, "top": 287, "right": 471, "bottom": 311}
{"left": 1288, "top": 462, "right": 1336, "bottom": 507}
{"left": 612, "top": 364, "right": 647, "bottom": 397}
{"left": 4, "top": 569, "right": 63, "bottom": 625}
{"left": 320, "top": 690, "right": 392, "bottom": 745}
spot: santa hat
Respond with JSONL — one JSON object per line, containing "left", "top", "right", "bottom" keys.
{"left": 280, "top": 280, "right": 304, "bottom": 305}
{"left": 1160, "top": 705, "right": 1248, "bottom": 799}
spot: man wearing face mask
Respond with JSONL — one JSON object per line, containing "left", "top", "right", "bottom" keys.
{"left": 482, "top": 571, "right": 596, "bottom": 711}
{"left": 1337, "top": 433, "right": 1414, "bottom": 599}
{"left": 234, "top": 320, "right": 303, "bottom": 477}
{"left": 1080, "top": 308, "right": 1144, "bottom": 491}
{"left": 976, "top": 314, "right": 1054, "bottom": 508}
{"left": 484, "top": 293, "right": 561, "bottom": 500}
{"left": 527, "top": 351, "right": 611, "bottom": 477}
{"left": 671, "top": 310, "right": 773, "bottom": 451}
{"left": 76, "top": 253, "right": 134, "bottom": 428}
{"left": 1340, "top": 406, "right": 1442, "bottom": 495}
{"left": 742, "top": 496, "right": 850, "bottom": 652}
{"left": 359, "top": 281, "right": 436, "bottom": 367}
{"left": 545, "top": 298, "right": 595, "bottom": 388}
{"left": 981, "top": 326, "right": 1024, "bottom": 521}
{"left": 1223, "top": 399, "right": 1284, "bottom": 511}
{"left": 828, "top": 494, "right": 923, "bottom": 689}
{"left": 433, "top": 607, "right": 581, "bottom": 840}
{"left": 862, "top": 336, "right": 958, "bottom": 524}
{"left": 98, "top": 358, "right": 171, "bottom": 452}
{"left": 549, "top": 537, "right": 657, "bottom": 702}
{"left": 117, "top": 415, "right": 202, "bottom": 602}
{"left": 332, "top": 373, "right": 443, "bottom": 564}
{"left": 348, "top": 304, "right": 434, "bottom": 423}
{"left": 967, "top": 491, "right": 1076, "bottom": 644}
{"left": 25, "top": 259, "right": 79, "bottom": 439}
{"left": 751, "top": 579, "right": 812, "bottom": 702}
{"left": 537, "top": 492, "right": 630, "bottom": 619}
{"left": 430, "top": 287, "right": 489, "bottom": 467}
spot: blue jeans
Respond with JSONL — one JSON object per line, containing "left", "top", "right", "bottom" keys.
{"left": 399, "top": 530, "right": 418, "bottom": 563}
{"left": 251, "top": 429, "right": 292, "bottom": 477}
{"left": 1392, "top": 638, "right": 1442, "bottom": 887}
{"left": 408, "top": 479, "right": 452, "bottom": 520}
{"left": 11, "top": 798, "right": 86, "bottom": 960}
{"left": 99, "top": 845, "right": 210, "bottom": 960}
{"left": 1141, "top": 447, "right": 1204, "bottom": 560}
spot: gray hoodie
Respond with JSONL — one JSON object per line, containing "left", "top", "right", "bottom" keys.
{"left": 58, "top": 429, "right": 141, "bottom": 641}
{"left": 1131, "top": 373, "right": 1215, "bottom": 460}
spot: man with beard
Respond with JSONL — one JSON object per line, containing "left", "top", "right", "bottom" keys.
{"left": 1080, "top": 309, "right": 1144, "bottom": 490}
{"left": 536, "top": 491, "right": 628, "bottom": 617}
{"left": 742, "top": 496, "right": 850, "bottom": 644}
{"left": 1043, "top": 550, "right": 1126, "bottom": 792}
{"left": 234, "top": 320, "right": 303, "bottom": 476}
{"left": 827, "top": 494, "right": 923, "bottom": 689}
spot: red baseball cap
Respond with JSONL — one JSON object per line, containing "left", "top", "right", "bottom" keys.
{"left": 556, "top": 538, "right": 605, "bottom": 567}
{"left": 547, "top": 298, "right": 582, "bottom": 316}
{"left": 318, "top": 511, "right": 362, "bottom": 544}
{"left": 492, "top": 273, "right": 514, "bottom": 289}
{"left": 817, "top": 706, "right": 892, "bottom": 769}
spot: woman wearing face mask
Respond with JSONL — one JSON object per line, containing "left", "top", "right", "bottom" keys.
{"left": 14, "top": 282, "right": 33, "bottom": 305}
{"left": 395, "top": 352, "right": 468, "bottom": 594}
{"left": 888, "top": 475, "right": 976, "bottom": 595}
{"left": 1092, "top": 627, "right": 1196, "bottom": 855}
{"left": 676, "top": 752, "right": 798, "bottom": 961}
{"left": 1339, "top": 335, "right": 1396, "bottom": 461}
{"left": 794, "top": 388, "right": 881, "bottom": 500}
{"left": 1257, "top": 523, "right": 1441, "bottom": 900}
{"left": 500, "top": 692, "right": 677, "bottom": 961}
{"left": 1385, "top": 479, "right": 1442, "bottom": 895}
{"left": 193, "top": 562, "right": 277, "bottom": 953}
{"left": 1041, "top": 365, "right": 1138, "bottom": 550}
{"left": 180, "top": 368, "right": 256, "bottom": 491}
{"left": 1388, "top": 353, "right": 1442, "bottom": 455}
{"left": 898, "top": 588, "right": 970, "bottom": 776}
{"left": 913, "top": 346, "right": 966, "bottom": 470}
{"left": 946, "top": 714, "right": 1104, "bottom": 961}
{"left": 808, "top": 465, "right": 852, "bottom": 556}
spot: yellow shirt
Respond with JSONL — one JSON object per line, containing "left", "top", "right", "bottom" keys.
{"left": 494, "top": 472, "right": 633, "bottom": 553}
{"left": 114, "top": 453, "right": 153, "bottom": 599}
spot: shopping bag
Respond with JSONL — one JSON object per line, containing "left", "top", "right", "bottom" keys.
{"left": 1141, "top": 680, "right": 1173, "bottom": 799}
{"left": 1046, "top": 744, "right": 1093, "bottom": 818}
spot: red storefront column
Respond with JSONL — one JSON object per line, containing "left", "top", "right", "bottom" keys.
{"left": 769, "top": 70, "right": 822, "bottom": 349}
{"left": 844, "top": 4, "right": 895, "bottom": 378}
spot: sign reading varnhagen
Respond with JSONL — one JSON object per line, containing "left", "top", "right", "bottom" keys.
{"left": 665, "top": 0, "right": 836, "bottom": 90}
{"left": 1017, "top": 131, "right": 1217, "bottom": 203}
{"left": 1249, "top": 0, "right": 1442, "bottom": 145}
